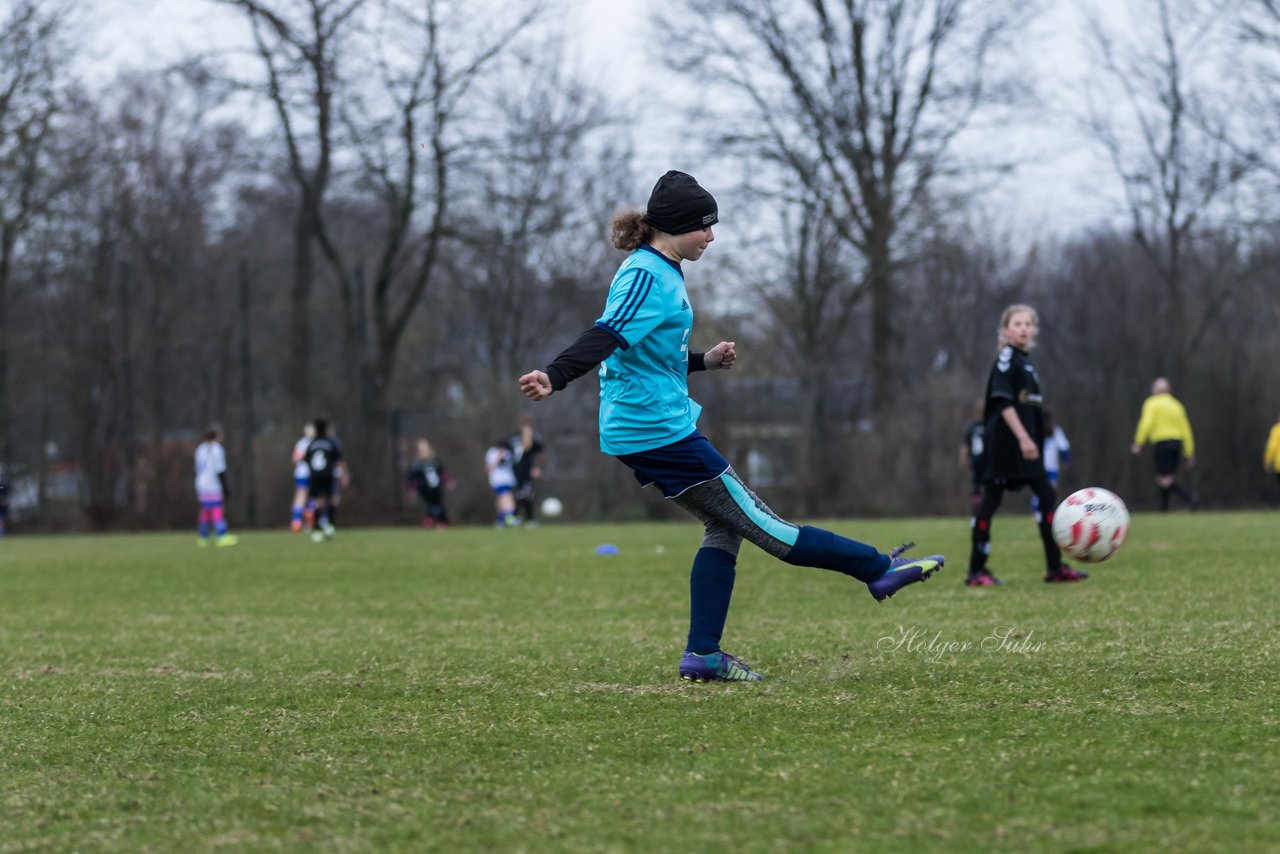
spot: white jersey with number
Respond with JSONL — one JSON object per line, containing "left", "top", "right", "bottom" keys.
{"left": 195, "top": 441, "right": 227, "bottom": 500}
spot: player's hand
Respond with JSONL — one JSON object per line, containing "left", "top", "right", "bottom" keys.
{"left": 704, "top": 340, "right": 736, "bottom": 370}
{"left": 1130, "top": 443, "right": 1142, "bottom": 455}
{"left": 519, "top": 371, "right": 553, "bottom": 401}
{"left": 1185, "top": 456, "right": 1195, "bottom": 470}
{"left": 1019, "top": 437, "right": 1040, "bottom": 460}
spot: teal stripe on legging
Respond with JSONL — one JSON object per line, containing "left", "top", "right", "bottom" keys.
{"left": 719, "top": 472, "right": 799, "bottom": 547}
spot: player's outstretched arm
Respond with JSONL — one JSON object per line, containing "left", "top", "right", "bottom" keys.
{"left": 521, "top": 327, "right": 620, "bottom": 401}
{"left": 519, "top": 371, "right": 554, "bottom": 401}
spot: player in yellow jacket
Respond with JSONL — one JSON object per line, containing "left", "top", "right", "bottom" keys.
{"left": 1131, "top": 377, "right": 1198, "bottom": 511}
{"left": 1264, "top": 416, "right": 1280, "bottom": 500}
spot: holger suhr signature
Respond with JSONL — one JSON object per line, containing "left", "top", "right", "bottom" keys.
{"left": 876, "top": 625, "right": 1046, "bottom": 662}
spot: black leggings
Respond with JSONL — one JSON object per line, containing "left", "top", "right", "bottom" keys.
{"left": 969, "top": 477, "right": 1061, "bottom": 573}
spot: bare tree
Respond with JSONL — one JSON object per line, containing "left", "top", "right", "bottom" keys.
{"left": 0, "top": 1, "right": 75, "bottom": 466}
{"left": 755, "top": 197, "right": 861, "bottom": 514}
{"left": 453, "top": 49, "right": 624, "bottom": 399}
{"left": 103, "top": 71, "right": 244, "bottom": 521}
{"left": 667, "top": 0, "right": 1029, "bottom": 405}
{"left": 263, "top": 0, "right": 554, "bottom": 502}
{"left": 1084, "top": 0, "right": 1254, "bottom": 380}
{"left": 326, "top": 0, "right": 547, "bottom": 461}
{"left": 214, "top": 0, "right": 367, "bottom": 425}
{"left": 1234, "top": 1, "right": 1280, "bottom": 181}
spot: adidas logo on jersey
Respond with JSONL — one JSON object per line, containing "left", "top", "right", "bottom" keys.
{"left": 680, "top": 298, "right": 689, "bottom": 311}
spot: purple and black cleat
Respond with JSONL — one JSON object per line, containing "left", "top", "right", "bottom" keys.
{"left": 678, "top": 651, "right": 763, "bottom": 683}
{"left": 868, "top": 542, "right": 945, "bottom": 602}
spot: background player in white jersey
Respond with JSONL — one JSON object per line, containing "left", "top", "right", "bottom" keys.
{"left": 485, "top": 439, "right": 519, "bottom": 527}
{"left": 194, "top": 424, "right": 239, "bottom": 548}
{"left": 290, "top": 423, "right": 316, "bottom": 532}
{"left": 1032, "top": 410, "right": 1071, "bottom": 521}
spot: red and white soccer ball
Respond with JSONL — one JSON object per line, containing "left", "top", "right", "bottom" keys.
{"left": 1051, "top": 488, "right": 1130, "bottom": 563}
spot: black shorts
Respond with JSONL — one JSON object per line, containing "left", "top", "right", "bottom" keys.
{"left": 1153, "top": 440, "right": 1182, "bottom": 476}
{"left": 308, "top": 475, "right": 336, "bottom": 499}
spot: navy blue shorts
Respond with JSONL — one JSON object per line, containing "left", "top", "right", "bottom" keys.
{"left": 615, "top": 431, "right": 730, "bottom": 498}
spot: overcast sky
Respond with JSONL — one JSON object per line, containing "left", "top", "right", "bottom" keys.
{"left": 85, "top": 0, "right": 1129, "bottom": 243}
{"left": 89, "top": 0, "right": 649, "bottom": 96}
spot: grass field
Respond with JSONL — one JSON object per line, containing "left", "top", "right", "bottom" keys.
{"left": 1, "top": 512, "right": 1277, "bottom": 852}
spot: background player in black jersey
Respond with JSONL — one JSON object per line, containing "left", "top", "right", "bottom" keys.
{"left": 509, "top": 415, "right": 545, "bottom": 525}
{"left": 967, "top": 305, "right": 1087, "bottom": 586}
{"left": 305, "top": 418, "right": 347, "bottom": 542}
{"left": 406, "top": 438, "right": 453, "bottom": 529}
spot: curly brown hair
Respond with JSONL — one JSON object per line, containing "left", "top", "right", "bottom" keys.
{"left": 610, "top": 209, "right": 657, "bottom": 251}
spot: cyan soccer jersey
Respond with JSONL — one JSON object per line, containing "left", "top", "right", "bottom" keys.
{"left": 594, "top": 245, "right": 700, "bottom": 455}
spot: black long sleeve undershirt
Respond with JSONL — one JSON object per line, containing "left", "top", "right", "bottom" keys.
{"left": 543, "top": 325, "right": 707, "bottom": 391}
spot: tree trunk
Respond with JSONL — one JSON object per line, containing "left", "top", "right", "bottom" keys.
{"left": 239, "top": 260, "right": 259, "bottom": 524}
{"left": 118, "top": 261, "right": 137, "bottom": 511}
{"left": 150, "top": 275, "right": 168, "bottom": 521}
{"left": 868, "top": 234, "right": 895, "bottom": 409}
{"left": 795, "top": 369, "right": 826, "bottom": 517}
{"left": 356, "top": 347, "right": 397, "bottom": 516}
{"left": 289, "top": 210, "right": 314, "bottom": 425}
{"left": 0, "top": 225, "right": 13, "bottom": 465}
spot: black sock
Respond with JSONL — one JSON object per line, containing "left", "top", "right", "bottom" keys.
{"left": 1160, "top": 487, "right": 1171, "bottom": 511}
{"left": 328, "top": 505, "right": 338, "bottom": 526}
{"left": 1170, "top": 481, "right": 1192, "bottom": 504}
{"left": 969, "top": 537, "right": 991, "bottom": 575}
{"left": 1039, "top": 521, "right": 1061, "bottom": 572}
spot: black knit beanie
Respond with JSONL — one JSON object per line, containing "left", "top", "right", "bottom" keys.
{"left": 642, "top": 171, "right": 718, "bottom": 235}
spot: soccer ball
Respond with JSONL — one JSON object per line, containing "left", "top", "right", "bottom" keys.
{"left": 1051, "top": 487, "right": 1130, "bottom": 563}
{"left": 540, "top": 497, "right": 563, "bottom": 518}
